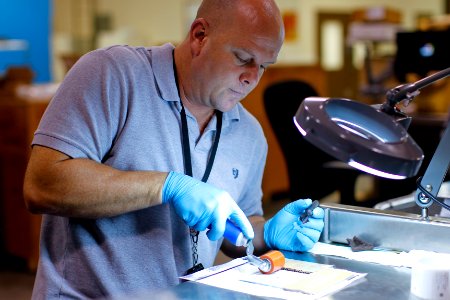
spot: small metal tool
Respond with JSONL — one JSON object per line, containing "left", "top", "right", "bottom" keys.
{"left": 299, "top": 200, "right": 319, "bottom": 224}
{"left": 245, "top": 240, "right": 271, "bottom": 273}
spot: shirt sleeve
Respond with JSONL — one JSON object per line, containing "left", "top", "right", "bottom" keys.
{"left": 33, "top": 48, "right": 127, "bottom": 161}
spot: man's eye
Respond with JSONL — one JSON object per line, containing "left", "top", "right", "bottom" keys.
{"left": 236, "top": 55, "right": 249, "bottom": 64}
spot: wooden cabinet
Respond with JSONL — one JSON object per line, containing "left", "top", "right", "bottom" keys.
{"left": 0, "top": 97, "right": 49, "bottom": 271}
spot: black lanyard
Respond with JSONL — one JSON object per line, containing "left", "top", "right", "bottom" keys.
{"left": 179, "top": 101, "right": 222, "bottom": 182}
{"left": 173, "top": 52, "right": 223, "bottom": 275}
{"left": 173, "top": 50, "right": 222, "bottom": 182}
{"left": 180, "top": 108, "right": 222, "bottom": 275}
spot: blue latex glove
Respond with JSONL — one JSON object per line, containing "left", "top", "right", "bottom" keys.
{"left": 264, "top": 199, "right": 324, "bottom": 252}
{"left": 162, "top": 171, "right": 254, "bottom": 241}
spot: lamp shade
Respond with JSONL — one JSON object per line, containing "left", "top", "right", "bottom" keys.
{"left": 294, "top": 97, "right": 424, "bottom": 179}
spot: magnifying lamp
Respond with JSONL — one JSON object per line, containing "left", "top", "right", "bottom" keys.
{"left": 294, "top": 67, "right": 450, "bottom": 218}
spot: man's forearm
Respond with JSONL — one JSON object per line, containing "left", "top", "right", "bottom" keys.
{"left": 24, "top": 145, "right": 168, "bottom": 218}
{"left": 248, "top": 215, "right": 269, "bottom": 255}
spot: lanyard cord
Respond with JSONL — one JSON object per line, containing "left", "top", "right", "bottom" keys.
{"left": 179, "top": 101, "right": 223, "bottom": 182}
{"left": 172, "top": 48, "right": 223, "bottom": 182}
{"left": 173, "top": 51, "right": 223, "bottom": 273}
{"left": 179, "top": 95, "right": 223, "bottom": 271}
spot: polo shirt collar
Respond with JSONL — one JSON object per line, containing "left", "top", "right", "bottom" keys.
{"left": 151, "top": 43, "right": 179, "bottom": 103}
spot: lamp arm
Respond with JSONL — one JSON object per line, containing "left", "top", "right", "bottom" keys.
{"left": 381, "top": 67, "right": 450, "bottom": 114}
{"left": 415, "top": 123, "right": 450, "bottom": 211}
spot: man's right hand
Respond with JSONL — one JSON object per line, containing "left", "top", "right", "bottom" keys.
{"left": 162, "top": 171, "right": 254, "bottom": 241}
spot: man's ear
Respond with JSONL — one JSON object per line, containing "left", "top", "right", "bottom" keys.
{"left": 189, "top": 18, "right": 208, "bottom": 56}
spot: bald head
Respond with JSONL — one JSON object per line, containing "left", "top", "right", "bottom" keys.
{"left": 174, "top": 0, "right": 285, "bottom": 117}
{"left": 195, "top": 0, "right": 284, "bottom": 41}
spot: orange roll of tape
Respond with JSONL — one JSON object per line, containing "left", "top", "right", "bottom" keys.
{"left": 259, "top": 250, "right": 285, "bottom": 274}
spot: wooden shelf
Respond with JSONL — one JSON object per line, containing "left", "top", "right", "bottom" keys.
{"left": 0, "top": 97, "right": 49, "bottom": 271}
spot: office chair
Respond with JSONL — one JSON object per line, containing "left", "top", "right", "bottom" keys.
{"left": 263, "top": 80, "right": 363, "bottom": 206}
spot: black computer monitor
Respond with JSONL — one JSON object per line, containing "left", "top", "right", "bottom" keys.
{"left": 393, "top": 29, "right": 450, "bottom": 82}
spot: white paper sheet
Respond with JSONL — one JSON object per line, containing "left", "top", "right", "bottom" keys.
{"left": 181, "top": 257, "right": 366, "bottom": 300}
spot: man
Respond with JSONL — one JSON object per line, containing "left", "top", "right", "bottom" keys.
{"left": 23, "top": 0, "right": 324, "bottom": 298}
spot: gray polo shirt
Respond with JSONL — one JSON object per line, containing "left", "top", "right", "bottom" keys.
{"left": 31, "top": 43, "right": 267, "bottom": 299}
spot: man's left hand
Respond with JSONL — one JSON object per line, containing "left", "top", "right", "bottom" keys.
{"left": 263, "top": 199, "right": 324, "bottom": 252}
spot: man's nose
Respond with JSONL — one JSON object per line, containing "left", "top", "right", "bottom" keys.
{"left": 240, "top": 65, "right": 261, "bottom": 86}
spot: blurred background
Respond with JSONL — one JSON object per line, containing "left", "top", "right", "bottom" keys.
{"left": 1, "top": 1, "right": 450, "bottom": 298}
